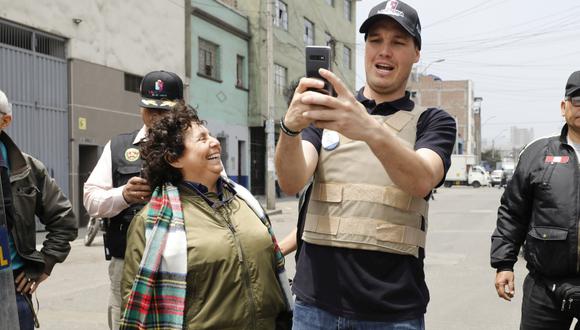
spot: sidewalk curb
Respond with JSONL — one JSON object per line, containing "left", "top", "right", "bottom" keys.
{"left": 266, "top": 209, "right": 283, "bottom": 216}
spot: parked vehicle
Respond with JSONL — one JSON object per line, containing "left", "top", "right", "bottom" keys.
{"left": 444, "top": 155, "right": 490, "bottom": 188}
{"left": 501, "top": 168, "right": 514, "bottom": 188}
{"left": 490, "top": 170, "right": 503, "bottom": 187}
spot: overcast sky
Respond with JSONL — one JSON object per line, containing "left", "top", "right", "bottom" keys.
{"left": 355, "top": 0, "right": 580, "bottom": 147}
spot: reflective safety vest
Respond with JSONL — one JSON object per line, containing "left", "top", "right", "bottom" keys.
{"left": 303, "top": 107, "right": 429, "bottom": 257}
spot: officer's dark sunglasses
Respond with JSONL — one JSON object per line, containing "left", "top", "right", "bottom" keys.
{"left": 568, "top": 96, "right": 580, "bottom": 107}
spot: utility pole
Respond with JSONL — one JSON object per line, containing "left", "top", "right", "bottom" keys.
{"left": 265, "top": 0, "right": 276, "bottom": 210}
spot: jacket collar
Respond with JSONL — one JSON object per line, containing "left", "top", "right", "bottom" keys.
{"left": 0, "top": 132, "right": 30, "bottom": 181}
{"left": 560, "top": 124, "right": 568, "bottom": 144}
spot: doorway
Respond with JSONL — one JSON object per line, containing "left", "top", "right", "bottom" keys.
{"left": 78, "top": 145, "right": 100, "bottom": 227}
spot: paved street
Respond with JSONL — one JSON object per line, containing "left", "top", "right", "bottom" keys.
{"left": 31, "top": 187, "right": 563, "bottom": 329}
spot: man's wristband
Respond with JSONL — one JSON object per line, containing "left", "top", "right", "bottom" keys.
{"left": 280, "top": 116, "right": 301, "bottom": 137}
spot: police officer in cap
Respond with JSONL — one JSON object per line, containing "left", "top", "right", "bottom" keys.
{"left": 83, "top": 70, "right": 184, "bottom": 330}
{"left": 491, "top": 71, "right": 580, "bottom": 329}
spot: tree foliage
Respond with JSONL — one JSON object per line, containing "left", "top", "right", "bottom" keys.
{"left": 481, "top": 149, "right": 502, "bottom": 168}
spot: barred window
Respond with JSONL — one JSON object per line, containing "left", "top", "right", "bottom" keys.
{"left": 198, "top": 38, "right": 220, "bottom": 80}
{"left": 344, "top": 0, "right": 352, "bottom": 21}
{"left": 325, "top": 32, "right": 335, "bottom": 61}
{"left": 343, "top": 45, "right": 351, "bottom": 70}
{"left": 274, "top": 64, "right": 287, "bottom": 95}
{"left": 274, "top": 0, "right": 288, "bottom": 31}
{"left": 304, "top": 18, "right": 314, "bottom": 45}
{"left": 236, "top": 55, "right": 245, "bottom": 88}
{"left": 124, "top": 73, "right": 142, "bottom": 93}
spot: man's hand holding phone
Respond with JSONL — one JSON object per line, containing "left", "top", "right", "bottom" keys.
{"left": 282, "top": 77, "right": 328, "bottom": 134}
{"left": 300, "top": 68, "right": 380, "bottom": 142}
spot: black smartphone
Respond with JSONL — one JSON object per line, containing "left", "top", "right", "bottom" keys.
{"left": 305, "top": 46, "right": 333, "bottom": 95}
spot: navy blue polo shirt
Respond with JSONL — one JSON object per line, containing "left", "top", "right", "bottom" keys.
{"left": 293, "top": 88, "right": 456, "bottom": 321}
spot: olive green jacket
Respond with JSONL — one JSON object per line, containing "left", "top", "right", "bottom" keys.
{"left": 3, "top": 132, "right": 77, "bottom": 278}
{"left": 122, "top": 187, "right": 285, "bottom": 329}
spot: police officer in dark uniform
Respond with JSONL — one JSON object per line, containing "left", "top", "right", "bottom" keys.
{"left": 83, "top": 70, "right": 184, "bottom": 329}
{"left": 491, "top": 71, "right": 580, "bottom": 329}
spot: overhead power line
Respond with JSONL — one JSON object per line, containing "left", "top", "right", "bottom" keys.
{"left": 422, "top": 0, "right": 505, "bottom": 29}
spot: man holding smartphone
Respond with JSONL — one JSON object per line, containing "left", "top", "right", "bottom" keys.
{"left": 83, "top": 70, "right": 184, "bottom": 330}
{"left": 275, "top": 1, "right": 456, "bottom": 328}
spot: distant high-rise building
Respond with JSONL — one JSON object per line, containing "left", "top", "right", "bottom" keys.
{"left": 510, "top": 126, "right": 534, "bottom": 148}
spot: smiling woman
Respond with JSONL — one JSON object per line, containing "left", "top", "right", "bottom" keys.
{"left": 119, "top": 103, "right": 292, "bottom": 330}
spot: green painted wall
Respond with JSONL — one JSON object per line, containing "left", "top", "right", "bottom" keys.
{"left": 237, "top": 0, "right": 357, "bottom": 126}
{"left": 189, "top": 0, "right": 249, "bottom": 127}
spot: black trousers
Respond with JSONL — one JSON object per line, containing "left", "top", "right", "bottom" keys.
{"left": 521, "top": 273, "right": 579, "bottom": 330}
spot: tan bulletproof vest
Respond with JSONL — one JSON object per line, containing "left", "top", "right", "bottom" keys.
{"left": 303, "top": 107, "right": 429, "bottom": 257}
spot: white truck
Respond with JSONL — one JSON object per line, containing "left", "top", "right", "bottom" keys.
{"left": 444, "top": 154, "right": 490, "bottom": 188}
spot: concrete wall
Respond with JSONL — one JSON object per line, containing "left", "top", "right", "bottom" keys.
{"left": 0, "top": 0, "right": 187, "bottom": 224}
{"left": 0, "top": 0, "right": 186, "bottom": 77}
{"left": 189, "top": 0, "right": 250, "bottom": 186}
{"left": 70, "top": 60, "right": 143, "bottom": 147}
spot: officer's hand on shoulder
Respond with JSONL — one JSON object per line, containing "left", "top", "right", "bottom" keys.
{"left": 122, "top": 176, "right": 152, "bottom": 204}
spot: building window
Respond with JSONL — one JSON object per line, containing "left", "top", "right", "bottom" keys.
{"left": 325, "top": 32, "right": 335, "bottom": 61}
{"left": 236, "top": 55, "right": 245, "bottom": 88}
{"left": 343, "top": 0, "right": 352, "bottom": 21}
{"left": 326, "top": 0, "right": 334, "bottom": 6}
{"left": 304, "top": 18, "right": 314, "bottom": 45}
{"left": 274, "top": 64, "right": 287, "bottom": 95}
{"left": 198, "top": 38, "right": 220, "bottom": 80}
{"left": 343, "top": 45, "right": 351, "bottom": 70}
{"left": 124, "top": 73, "right": 142, "bottom": 93}
{"left": 274, "top": 0, "right": 288, "bottom": 31}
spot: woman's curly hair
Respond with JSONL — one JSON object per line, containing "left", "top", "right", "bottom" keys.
{"left": 141, "top": 102, "right": 205, "bottom": 190}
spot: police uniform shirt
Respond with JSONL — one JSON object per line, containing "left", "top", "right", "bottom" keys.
{"left": 83, "top": 126, "right": 147, "bottom": 218}
{"left": 294, "top": 89, "right": 456, "bottom": 321}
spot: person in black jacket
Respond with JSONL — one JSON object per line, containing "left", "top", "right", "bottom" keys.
{"left": 491, "top": 70, "right": 580, "bottom": 329}
{"left": 0, "top": 89, "right": 77, "bottom": 330}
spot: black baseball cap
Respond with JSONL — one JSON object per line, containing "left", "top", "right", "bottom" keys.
{"left": 565, "top": 71, "right": 580, "bottom": 97}
{"left": 138, "top": 70, "right": 184, "bottom": 110}
{"left": 359, "top": 0, "right": 422, "bottom": 50}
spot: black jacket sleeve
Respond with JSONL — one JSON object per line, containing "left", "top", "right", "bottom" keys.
{"left": 29, "top": 156, "right": 78, "bottom": 274}
{"left": 490, "top": 142, "right": 541, "bottom": 270}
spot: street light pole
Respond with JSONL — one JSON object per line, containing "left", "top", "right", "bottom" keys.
{"left": 481, "top": 115, "right": 496, "bottom": 127}
{"left": 492, "top": 129, "right": 508, "bottom": 160}
{"left": 420, "top": 58, "right": 445, "bottom": 76}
